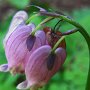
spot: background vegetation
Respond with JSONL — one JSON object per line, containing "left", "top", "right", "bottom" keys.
{"left": 0, "top": 0, "right": 90, "bottom": 90}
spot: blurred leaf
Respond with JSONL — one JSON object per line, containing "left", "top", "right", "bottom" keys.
{"left": 49, "top": 83, "right": 59, "bottom": 90}
{"left": 30, "top": 15, "right": 43, "bottom": 26}
{"left": 8, "top": 0, "right": 30, "bottom": 9}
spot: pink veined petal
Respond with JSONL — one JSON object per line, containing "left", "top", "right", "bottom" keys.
{"left": 5, "top": 25, "right": 42, "bottom": 73}
{"left": 21, "top": 36, "right": 42, "bottom": 68}
{"left": 3, "top": 11, "right": 28, "bottom": 47}
{"left": 5, "top": 25, "right": 32, "bottom": 60}
{"left": 45, "top": 48, "right": 66, "bottom": 83}
{"left": 25, "top": 45, "right": 51, "bottom": 87}
{"left": 24, "top": 46, "right": 66, "bottom": 88}
{"left": 6, "top": 37, "right": 42, "bottom": 74}
{"left": 8, "top": 11, "right": 28, "bottom": 32}
{"left": 6, "top": 23, "right": 36, "bottom": 52}
{"left": 55, "top": 47, "right": 67, "bottom": 65}
{"left": 35, "top": 30, "right": 47, "bottom": 45}
{"left": 5, "top": 25, "right": 32, "bottom": 47}
{"left": 4, "top": 24, "right": 37, "bottom": 73}
{"left": 7, "top": 39, "right": 27, "bottom": 68}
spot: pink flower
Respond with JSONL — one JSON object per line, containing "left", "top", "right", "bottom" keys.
{"left": 17, "top": 45, "right": 66, "bottom": 90}
{"left": 0, "top": 11, "right": 47, "bottom": 75}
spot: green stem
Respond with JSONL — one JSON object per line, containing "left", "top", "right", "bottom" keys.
{"left": 58, "top": 15, "right": 90, "bottom": 90}
{"left": 31, "top": 17, "right": 54, "bottom": 36}
{"left": 61, "top": 28, "right": 78, "bottom": 36}
{"left": 26, "top": 13, "right": 39, "bottom": 24}
{"left": 51, "top": 36, "right": 65, "bottom": 53}
{"left": 41, "top": 12, "right": 90, "bottom": 90}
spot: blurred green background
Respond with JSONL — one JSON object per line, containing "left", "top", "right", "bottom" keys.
{"left": 0, "top": 0, "right": 90, "bottom": 90}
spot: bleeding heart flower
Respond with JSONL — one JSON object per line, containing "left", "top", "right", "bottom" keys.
{"left": 0, "top": 11, "right": 47, "bottom": 75}
{"left": 17, "top": 45, "right": 66, "bottom": 90}
{"left": 0, "top": 10, "right": 28, "bottom": 73}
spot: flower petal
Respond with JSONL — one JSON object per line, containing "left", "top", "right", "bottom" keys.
{"left": 4, "top": 25, "right": 33, "bottom": 73}
{"left": 5, "top": 25, "right": 32, "bottom": 51}
{"left": 55, "top": 47, "right": 66, "bottom": 64}
{"left": 16, "top": 80, "right": 29, "bottom": 89}
{"left": 4, "top": 24, "right": 44, "bottom": 74}
{"left": 25, "top": 45, "right": 51, "bottom": 87}
{"left": 20, "top": 46, "right": 67, "bottom": 89}
{"left": 45, "top": 48, "right": 66, "bottom": 82}
{"left": 0, "top": 64, "right": 9, "bottom": 72}
{"left": 3, "top": 11, "right": 28, "bottom": 47}
{"left": 47, "top": 53, "right": 56, "bottom": 70}
{"left": 26, "top": 35, "right": 36, "bottom": 51}
{"left": 9, "top": 11, "right": 28, "bottom": 33}
{"left": 35, "top": 30, "right": 47, "bottom": 45}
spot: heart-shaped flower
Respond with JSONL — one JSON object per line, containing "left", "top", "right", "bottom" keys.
{"left": 0, "top": 11, "right": 47, "bottom": 75}
{"left": 0, "top": 10, "right": 28, "bottom": 73}
{"left": 17, "top": 45, "right": 66, "bottom": 90}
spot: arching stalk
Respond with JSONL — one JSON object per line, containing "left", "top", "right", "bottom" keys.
{"left": 40, "top": 11, "right": 90, "bottom": 90}
{"left": 31, "top": 17, "right": 54, "bottom": 36}
{"left": 51, "top": 36, "right": 65, "bottom": 53}
{"left": 27, "top": 11, "right": 90, "bottom": 90}
{"left": 60, "top": 16, "right": 90, "bottom": 90}
{"left": 57, "top": 15, "right": 90, "bottom": 90}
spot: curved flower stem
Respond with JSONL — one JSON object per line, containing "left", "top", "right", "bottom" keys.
{"left": 41, "top": 11, "right": 90, "bottom": 90}
{"left": 26, "top": 13, "right": 39, "bottom": 24}
{"left": 51, "top": 36, "right": 65, "bottom": 53}
{"left": 58, "top": 15, "right": 90, "bottom": 90}
{"left": 31, "top": 17, "right": 54, "bottom": 36}
{"left": 50, "top": 28, "right": 78, "bottom": 40}
{"left": 59, "top": 15, "right": 90, "bottom": 90}
{"left": 61, "top": 28, "right": 78, "bottom": 36}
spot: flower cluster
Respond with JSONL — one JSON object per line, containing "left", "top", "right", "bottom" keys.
{"left": 0, "top": 11, "right": 66, "bottom": 90}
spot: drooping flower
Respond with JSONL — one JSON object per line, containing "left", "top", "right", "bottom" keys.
{"left": 0, "top": 11, "right": 47, "bottom": 75}
{"left": 17, "top": 45, "right": 66, "bottom": 90}
{"left": 0, "top": 10, "right": 28, "bottom": 73}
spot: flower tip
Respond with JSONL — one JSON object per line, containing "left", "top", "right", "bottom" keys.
{"left": 16, "top": 81, "right": 29, "bottom": 90}
{"left": 26, "top": 35, "right": 36, "bottom": 51}
{"left": 0, "top": 64, "right": 9, "bottom": 72}
{"left": 47, "top": 53, "right": 56, "bottom": 70}
{"left": 14, "top": 11, "right": 28, "bottom": 21}
{"left": 55, "top": 47, "right": 67, "bottom": 64}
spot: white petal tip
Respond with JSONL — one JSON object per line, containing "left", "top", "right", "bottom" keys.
{"left": 0, "top": 64, "right": 9, "bottom": 72}
{"left": 30, "top": 5, "right": 46, "bottom": 12}
{"left": 14, "top": 11, "right": 28, "bottom": 20}
{"left": 16, "top": 81, "right": 29, "bottom": 90}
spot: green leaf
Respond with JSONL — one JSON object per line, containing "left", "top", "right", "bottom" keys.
{"left": 8, "top": 0, "right": 30, "bottom": 9}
